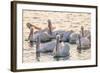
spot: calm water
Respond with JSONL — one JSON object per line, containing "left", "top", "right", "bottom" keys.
{"left": 22, "top": 10, "right": 91, "bottom": 63}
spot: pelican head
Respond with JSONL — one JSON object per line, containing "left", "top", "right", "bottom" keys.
{"left": 26, "top": 23, "right": 33, "bottom": 29}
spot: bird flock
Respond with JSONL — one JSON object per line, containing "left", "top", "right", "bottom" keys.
{"left": 26, "top": 19, "right": 91, "bottom": 61}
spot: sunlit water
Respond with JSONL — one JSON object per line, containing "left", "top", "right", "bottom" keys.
{"left": 22, "top": 10, "right": 91, "bottom": 63}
